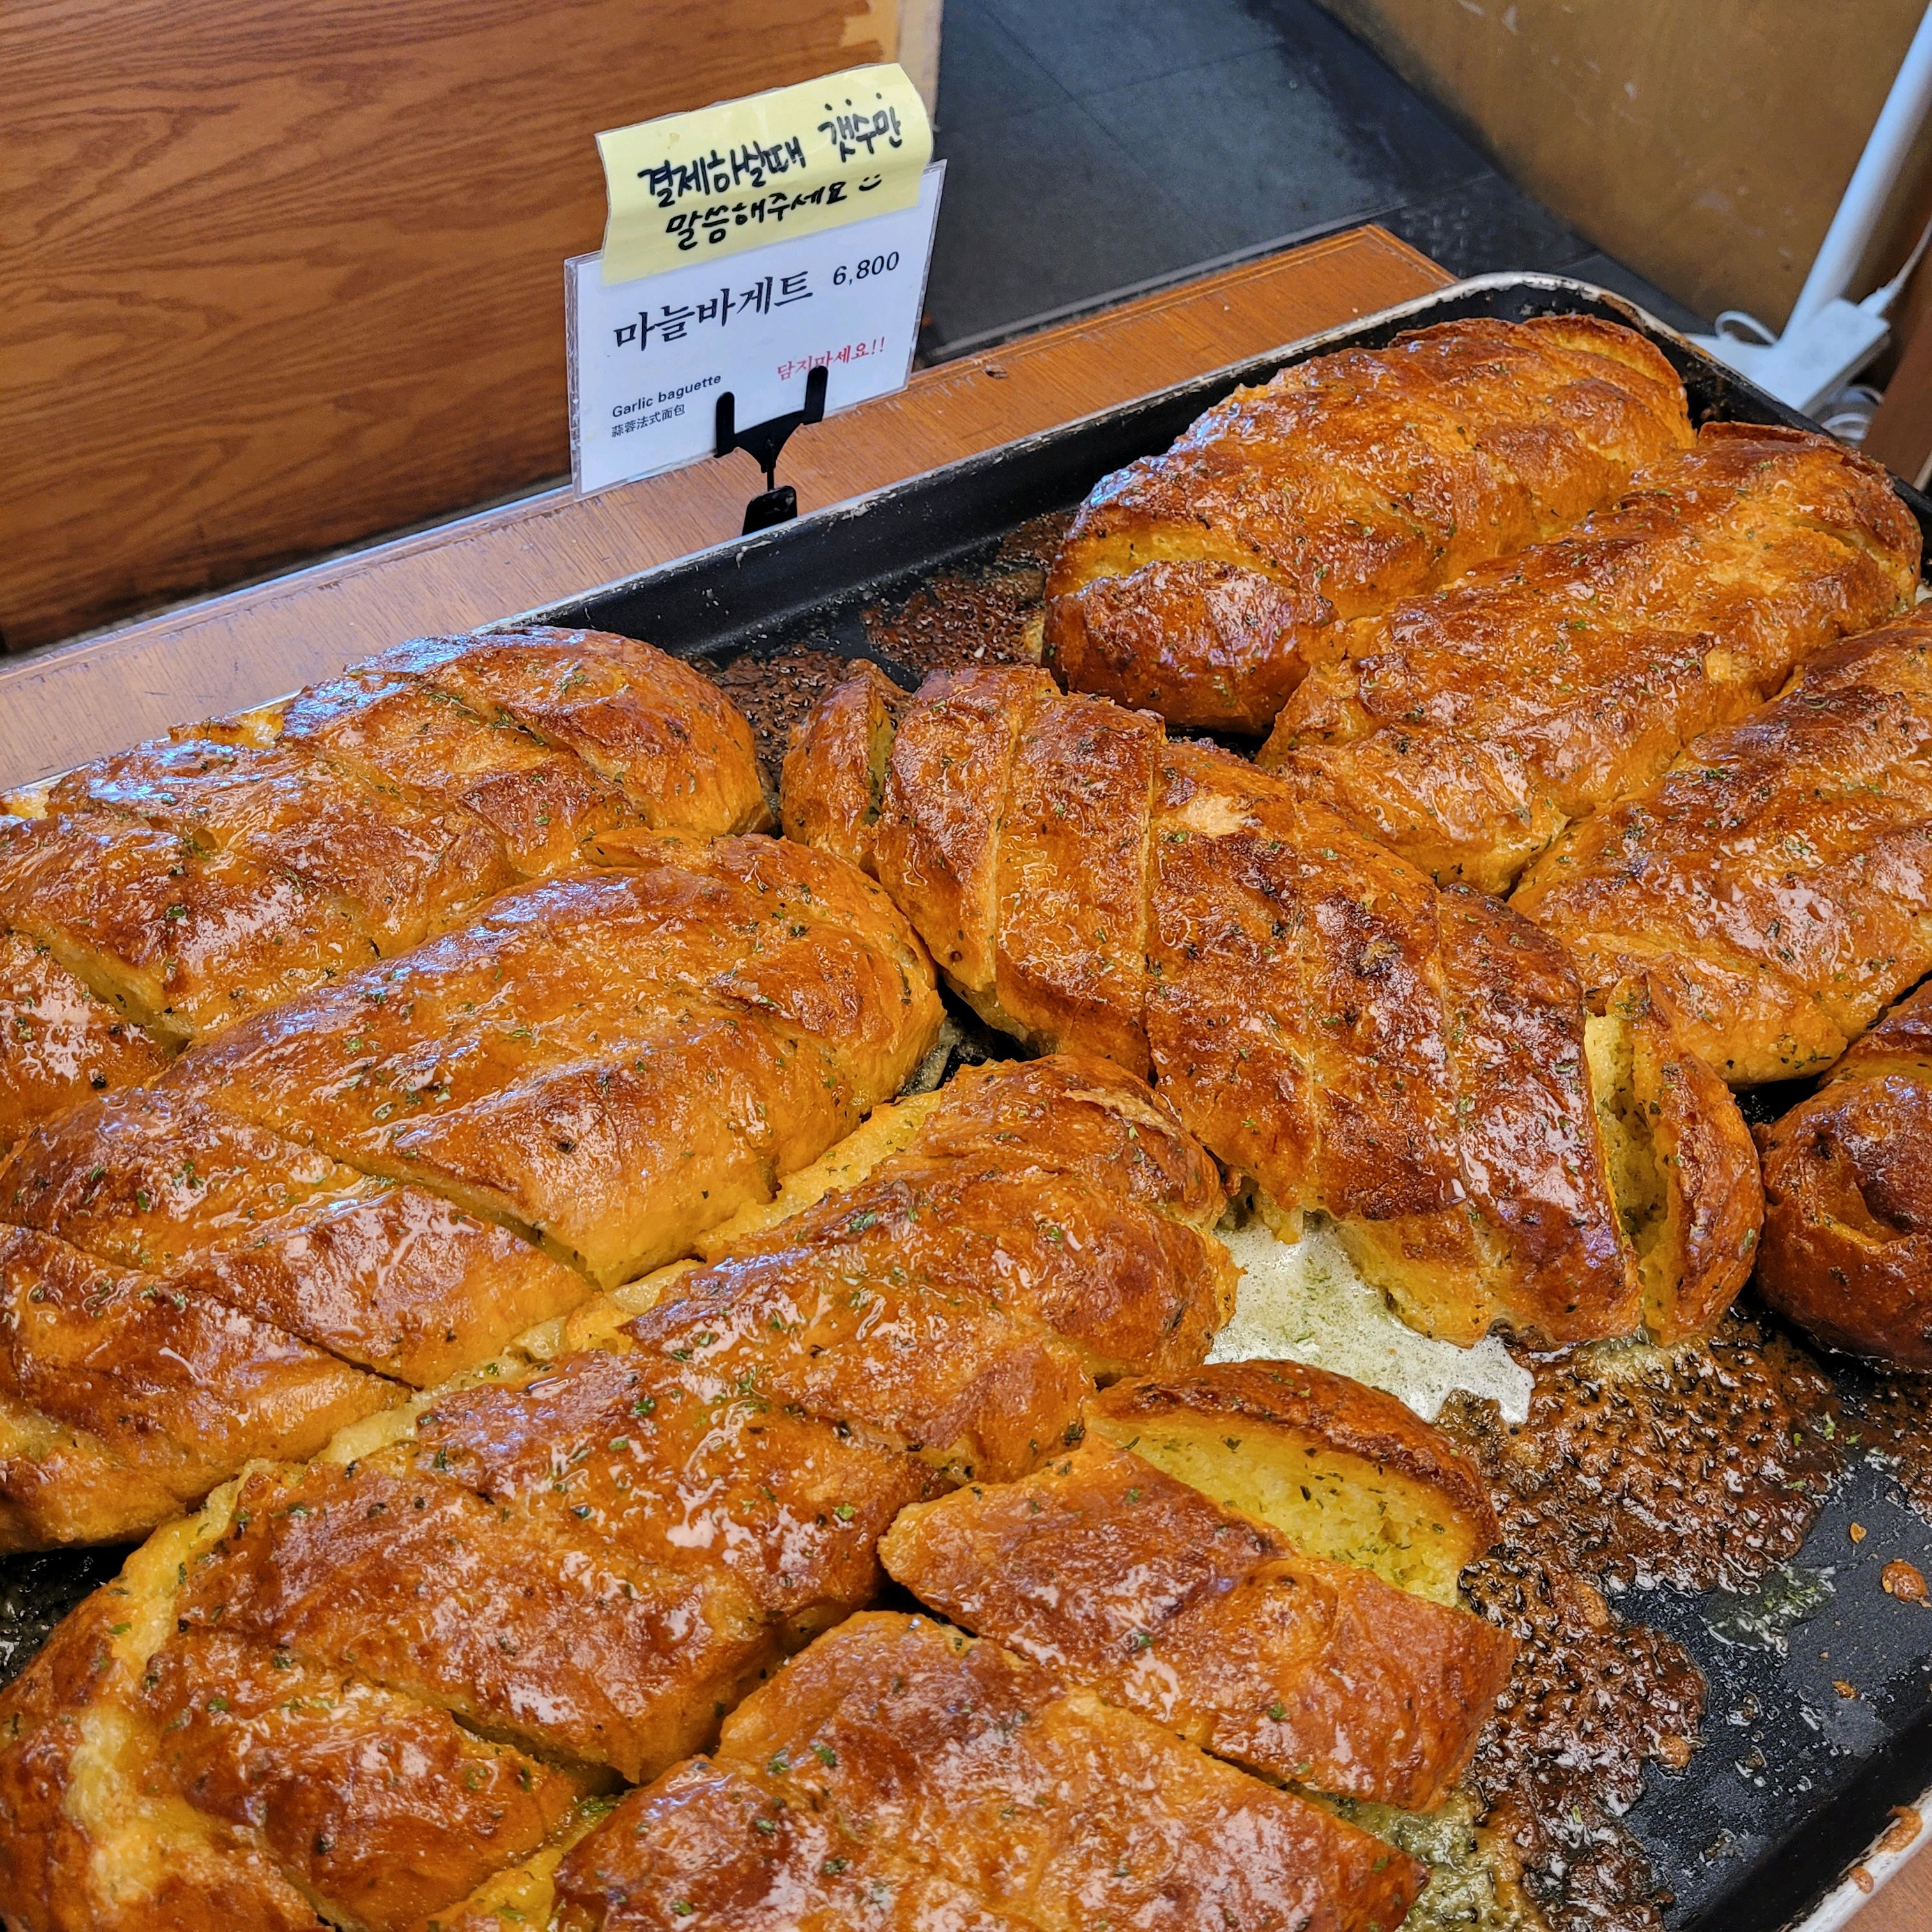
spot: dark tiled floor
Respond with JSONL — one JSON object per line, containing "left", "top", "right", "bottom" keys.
{"left": 921, "top": 0, "right": 1703, "bottom": 356}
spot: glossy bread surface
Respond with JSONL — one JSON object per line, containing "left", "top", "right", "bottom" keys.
{"left": 786, "top": 665, "right": 1762, "bottom": 1346}
{"left": 565, "top": 1613, "right": 1427, "bottom": 1932}
{"left": 0, "top": 627, "right": 770, "bottom": 1144}
{"left": 1262, "top": 425, "right": 1919, "bottom": 894}
{"left": 1046, "top": 314, "right": 1693, "bottom": 732}
{"left": 880, "top": 1437, "right": 1513, "bottom": 1809}
{"left": 1515, "top": 618, "right": 1932, "bottom": 1084}
{"left": 0, "top": 931, "right": 167, "bottom": 1161}
{"left": 1758, "top": 977, "right": 1932, "bottom": 1370}
{"left": 0, "top": 1058, "right": 1260, "bottom": 1931}
{"left": 0, "top": 836, "right": 940, "bottom": 1547}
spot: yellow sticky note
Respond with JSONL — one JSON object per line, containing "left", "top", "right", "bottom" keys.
{"left": 597, "top": 63, "right": 933, "bottom": 286}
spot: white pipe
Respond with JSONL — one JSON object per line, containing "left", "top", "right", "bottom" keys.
{"left": 1788, "top": 1, "right": 1932, "bottom": 332}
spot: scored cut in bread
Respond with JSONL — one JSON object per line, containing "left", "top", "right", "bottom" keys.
{"left": 556, "top": 1613, "right": 1429, "bottom": 1932}
{"left": 1260, "top": 425, "right": 1919, "bottom": 895}
{"left": 0, "top": 627, "right": 771, "bottom": 1148}
{"left": 1516, "top": 617, "right": 1932, "bottom": 1086}
{"left": 1758, "top": 977, "right": 1932, "bottom": 1370}
{"left": 0, "top": 835, "right": 944, "bottom": 1549}
{"left": 783, "top": 663, "right": 1764, "bottom": 1350}
{"left": 0, "top": 1057, "right": 1253, "bottom": 1932}
{"left": 1043, "top": 314, "right": 1694, "bottom": 734}
{"left": 880, "top": 1416, "right": 1513, "bottom": 1810}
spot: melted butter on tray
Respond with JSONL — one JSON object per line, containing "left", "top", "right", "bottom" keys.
{"left": 1326, "top": 1793, "right": 1542, "bottom": 1932}
{"left": 1208, "top": 1216, "right": 1534, "bottom": 1426}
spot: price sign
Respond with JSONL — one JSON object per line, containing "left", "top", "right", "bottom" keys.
{"left": 568, "top": 159, "right": 943, "bottom": 496}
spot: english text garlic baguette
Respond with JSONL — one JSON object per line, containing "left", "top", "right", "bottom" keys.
{"left": 1045, "top": 314, "right": 1693, "bottom": 733}
{"left": 1514, "top": 617, "right": 1932, "bottom": 1084}
{"left": 0, "top": 1058, "right": 1253, "bottom": 1931}
{"left": 0, "top": 627, "right": 769, "bottom": 1150}
{"left": 783, "top": 664, "right": 1761, "bottom": 1347}
{"left": 1260, "top": 425, "right": 1920, "bottom": 895}
{"left": 0, "top": 834, "right": 942, "bottom": 1547}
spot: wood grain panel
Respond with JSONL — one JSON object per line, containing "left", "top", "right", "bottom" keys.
{"left": 0, "top": 0, "right": 903, "bottom": 652}
{"left": 1315, "top": 0, "right": 1932, "bottom": 335}
{"left": 1860, "top": 1851, "right": 1932, "bottom": 1932}
{"left": 0, "top": 227, "right": 1450, "bottom": 786}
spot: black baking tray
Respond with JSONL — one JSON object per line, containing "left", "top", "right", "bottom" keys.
{"left": 6, "top": 273, "right": 1931, "bottom": 1929}
{"left": 505, "top": 272, "right": 1932, "bottom": 1932}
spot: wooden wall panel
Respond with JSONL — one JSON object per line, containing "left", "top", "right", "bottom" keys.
{"left": 1315, "top": 0, "right": 1932, "bottom": 337}
{"left": 0, "top": 0, "right": 908, "bottom": 651}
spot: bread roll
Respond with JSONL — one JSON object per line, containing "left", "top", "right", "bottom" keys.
{"left": 1261, "top": 426, "right": 1919, "bottom": 894}
{"left": 0, "top": 1058, "right": 1261, "bottom": 1931}
{"left": 1045, "top": 315, "right": 1692, "bottom": 733}
{"left": 0, "top": 627, "right": 770, "bottom": 1147}
{"left": 1758, "top": 977, "right": 1932, "bottom": 1370}
{"left": 0, "top": 834, "right": 941, "bottom": 1547}
{"left": 560, "top": 1613, "right": 1427, "bottom": 1932}
{"left": 784, "top": 664, "right": 1761, "bottom": 1347}
{"left": 1515, "top": 618, "right": 1932, "bottom": 1085}
{"left": 881, "top": 1410, "right": 1512, "bottom": 1809}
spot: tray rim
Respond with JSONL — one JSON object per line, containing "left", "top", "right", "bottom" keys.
{"left": 491, "top": 267, "right": 1932, "bottom": 644}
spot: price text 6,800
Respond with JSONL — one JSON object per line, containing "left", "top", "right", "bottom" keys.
{"left": 831, "top": 251, "right": 901, "bottom": 286}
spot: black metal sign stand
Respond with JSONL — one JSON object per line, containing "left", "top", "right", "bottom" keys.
{"left": 714, "top": 364, "right": 829, "bottom": 534}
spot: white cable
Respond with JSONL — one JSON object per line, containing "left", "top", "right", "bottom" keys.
{"left": 1790, "top": 2, "right": 1932, "bottom": 332}
{"left": 1712, "top": 309, "right": 1778, "bottom": 345}
{"left": 1866, "top": 214, "right": 1932, "bottom": 316}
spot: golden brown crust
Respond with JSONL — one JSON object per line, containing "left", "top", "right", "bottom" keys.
{"left": 364, "top": 628, "right": 770, "bottom": 838}
{"left": 1429, "top": 880, "right": 1636, "bottom": 1338}
{"left": 0, "top": 933, "right": 167, "bottom": 1159}
{"left": 698, "top": 1612, "right": 1428, "bottom": 1932}
{"left": 552, "top": 1756, "right": 1033, "bottom": 1932}
{"left": 992, "top": 691, "right": 1161, "bottom": 1075}
{"left": 778, "top": 657, "right": 909, "bottom": 876}
{"left": 0, "top": 1057, "right": 1242, "bottom": 1926}
{"left": 3, "top": 1085, "right": 358, "bottom": 1273}
{"left": 414, "top": 1346, "right": 942, "bottom": 1629}
{"left": 160, "top": 846, "right": 940, "bottom": 1285}
{"left": 785, "top": 672, "right": 1730, "bottom": 1344}
{"left": 144, "top": 1629, "right": 582, "bottom": 1929}
{"left": 268, "top": 664, "right": 637, "bottom": 877}
{"left": 1515, "top": 617, "right": 1932, "bottom": 1084}
{"left": 0, "top": 1534, "right": 330, "bottom": 1932}
{"left": 175, "top": 1184, "right": 585, "bottom": 1386}
{"left": 1618, "top": 977, "right": 1764, "bottom": 1342}
{"left": 0, "top": 811, "right": 383, "bottom": 1046}
{"left": 0, "top": 838, "right": 940, "bottom": 1547}
{"left": 630, "top": 1262, "right": 1095, "bottom": 1487}
{"left": 911, "top": 1050, "right": 1230, "bottom": 1230}
{"left": 0, "top": 627, "right": 769, "bottom": 1142}
{"left": 0, "top": 1222, "right": 392, "bottom": 1545}
{"left": 1046, "top": 314, "right": 1695, "bottom": 732}
{"left": 175, "top": 1455, "right": 773, "bottom": 1784}
{"left": 1262, "top": 426, "right": 1921, "bottom": 894}
{"left": 880, "top": 1439, "right": 1513, "bottom": 1809}
{"left": 1758, "top": 977, "right": 1932, "bottom": 1369}
{"left": 38, "top": 735, "right": 519, "bottom": 954}
{"left": 690, "top": 1053, "right": 1236, "bottom": 1395}
{"left": 873, "top": 664, "right": 1058, "bottom": 998}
